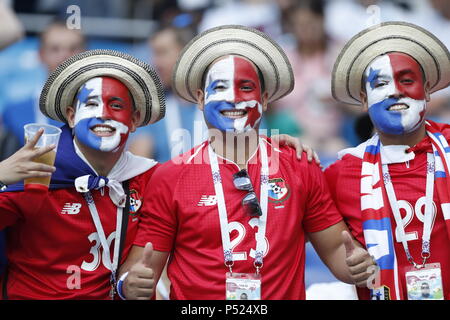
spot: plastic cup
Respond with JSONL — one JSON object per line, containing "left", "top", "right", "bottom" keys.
{"left": 23, "top": 123, "right": 61, "bottom": 191}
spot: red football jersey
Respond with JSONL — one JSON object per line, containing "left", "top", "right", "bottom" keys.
{"left": 325, "top": 122, "right": 450, "bottom": 300}
{"left": 135, "top": 139, "right": 343, "bottom": 300}
{"left": 0, "top": 165, "right": 159, "bottom": 300}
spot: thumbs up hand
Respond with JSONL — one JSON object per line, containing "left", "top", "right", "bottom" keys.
{"left": 124, "top": 243, "right": 155, "bottom": 300}
{"left": 342, "top": 231, "right": 377, "bottom": 288}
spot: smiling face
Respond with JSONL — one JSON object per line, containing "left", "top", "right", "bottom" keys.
{"left": 71, "top": 77, "right": 135, "bottom": 152}
{"left": 363, "top": 52, "right": 428, "bottom": 135}
{"left": 201, "top": 55, "right": 265, "bottom": 133}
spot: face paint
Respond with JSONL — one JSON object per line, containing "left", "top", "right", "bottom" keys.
{"left": 73, "top": 77, "right": 134, "bottom": 152}
{"left": 364, "top": 53, "right": 427, "bottom": 135}
{"left": 203, "top": 55, "right": 263, "bottom": 133}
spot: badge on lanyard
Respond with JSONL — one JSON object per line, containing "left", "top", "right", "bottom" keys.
{"left": 226, "top": 272, "right": 261, "bottom": 300}
{"left": 405, "top": 263, "right": 444, "bottom": 300}
{"left": 208, "top": 139, "right": 269, "bottom": 300}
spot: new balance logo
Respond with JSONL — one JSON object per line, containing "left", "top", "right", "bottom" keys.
{"left": 61, "top": 203, "right": 82, "bottom": 215}
{"left": 197, "top": 195, "right": 217, "bottom": 206}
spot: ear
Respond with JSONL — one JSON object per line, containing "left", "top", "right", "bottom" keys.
{"left": 424, "top": 80, "right": 431, "bottom": 102}
{"left": 360, "top": 90, "right": 369, "bottom": 112}
{"left": 261, "top": 91, "right": 269, "bottom": 112}
{"left": 66, "top": 106, "right": 76, "bottom": 128}
{"left": 130, "top": 109, "right": 140, "bottom": 133}
{"left": 196, "top": 89, "right": 205, "bottom": 111}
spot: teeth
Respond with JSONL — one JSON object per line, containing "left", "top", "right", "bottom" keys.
{"left": 92, "top": 126, "right": 114, "bottom": 133}
{"left": 222, "top": 110, "right": 246, "bottom": 116}
{"left": 388, "top": 104, "right": 408, "bottom": 111}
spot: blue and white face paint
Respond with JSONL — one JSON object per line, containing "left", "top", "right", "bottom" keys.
{"left": 73, "top": 77, "right": 134, "bottom": 152}
{"left": 364, "top": 53, "right": 427, "bottom": 135}
{"left": 203, "top": 55, "right": 263, "bottom": 134}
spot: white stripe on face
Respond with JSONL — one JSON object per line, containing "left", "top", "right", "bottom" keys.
{"left": 74, "top": 77, "right": 104, "bottom": 125}
{"left": 204, "top": 55, "right": 235, "bottom": 104}
{"left": 99, "top": 119, "right": 129, "bottom": 152}
{"left": 365, "top": 55, "right": 396, "bottom": 107}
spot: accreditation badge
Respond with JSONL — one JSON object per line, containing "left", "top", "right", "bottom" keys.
{"left": 226, "top": 272, "right": 261, "bottom": 300}
{"left": 405, "top": 263, "right": 444, "bottom": 300}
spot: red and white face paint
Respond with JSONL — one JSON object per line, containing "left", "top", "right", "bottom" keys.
{"left": 73, "top": 77, "right": 134, "bottom": 152}
{"left": 203, "top": 55, "right": 263, "bottom": 133}
{"left": 364, "top": 52, "right": 427, "bottom": 135}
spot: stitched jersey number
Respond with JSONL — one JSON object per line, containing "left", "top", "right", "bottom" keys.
{"left": 81, "top": 232, "right": 116, "bottom": 272}
{"left": 228, "top": 218, "right": 269, "bottom": 261}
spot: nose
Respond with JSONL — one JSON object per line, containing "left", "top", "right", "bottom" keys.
{"left": 388, "top": 84, "right": 404, "bottom": 99}
{"left": 101, "top": 103, "right": 114, "bottom": 120}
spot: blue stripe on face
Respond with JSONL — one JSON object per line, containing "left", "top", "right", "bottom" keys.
{"left": 74, "top": 118, "right": 104, "bottom": 150}
{"left": 76, "top": 84, "right": 95, "bottom": 105}
{"left": 367, "top": 67, "right": 381, "bottom": 89}
{"left": 205, "top": 80, "right": 220, "bottom": 99}
{"left": 368, "top": 98, "right": 404, "bottom": 135}
{"left": 204, "top": 100, "right": 235, "bottom": 131}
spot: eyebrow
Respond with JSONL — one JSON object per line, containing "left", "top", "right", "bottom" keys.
{"left": 109, "top": 96, "right": 125, "bottom": 102}
{"left": 396, "top": 69, "right": 415, "bottom": 77}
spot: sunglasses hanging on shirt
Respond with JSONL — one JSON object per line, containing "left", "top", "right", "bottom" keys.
{"left": 233, "top": 169, "right": 262, "bottom": 217}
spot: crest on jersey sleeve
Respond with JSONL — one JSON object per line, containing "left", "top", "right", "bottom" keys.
{"left": 268, "top": 178, "right": 290, "bottom": 203}
{"left": 129, "top": 189, "right": 142, "bottom": 215}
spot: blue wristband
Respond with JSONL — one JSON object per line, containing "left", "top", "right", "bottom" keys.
{"left": 116, "top": 272, "right": 129, "bottom": 300}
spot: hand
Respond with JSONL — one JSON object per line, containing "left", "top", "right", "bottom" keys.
{"left": 270, "top": 134, "right": 321, "bottom": 165}
{"left": 123, "top": 242, "right": 155, "bottom": 300}
{"left": 342, "top": 231, "right": 376, "bottom": 288}
{"left": 0, "top": 128, "right": 56, "bottom": 185}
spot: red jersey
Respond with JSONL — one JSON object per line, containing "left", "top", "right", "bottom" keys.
{"left": 325, "top": 122, "right": 450, "bottom": 300}
{"left": 0, "top": 166, "right": 158, "bottom": 300}
{"left": 135, "top": 139, "right": 342, "bottom": 300}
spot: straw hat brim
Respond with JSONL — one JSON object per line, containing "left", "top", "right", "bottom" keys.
{"left": 172, "top": 25, "right": 294, "bottom": 104}
{"left": 332, "top": 21, "right": 450, "bottom": 105}
{"left": 40, "top": 49, "right": 165, "bottom": 126}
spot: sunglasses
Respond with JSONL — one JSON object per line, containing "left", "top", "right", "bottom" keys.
{"left": 232, "top": 169, "right": 262, "bottom": 217}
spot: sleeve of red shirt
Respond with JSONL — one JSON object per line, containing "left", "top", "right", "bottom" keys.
{"left": 323, "top": 159, "right": 341, "bottom": 206}
{"left": 134, "top": 163, "right": 178, "bottom": 252}
{"left": 0, "top": 192, "right": 24, "bottom": 229}
{"left": 299, "top": 157, "right": 343, "bottom": 233}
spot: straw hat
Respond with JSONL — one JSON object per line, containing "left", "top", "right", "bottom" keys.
{"left": 173, "top": 25, "right": 294, "bottom": 103}
{"left": 40, "top": 49, "right": 165, "bottom": 126}
{"left": 332, "top": 21, "right": 450, "bottom": 105}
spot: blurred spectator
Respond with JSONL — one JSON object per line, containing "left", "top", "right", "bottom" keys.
{"left": 324, "top": 0, "right": 410, "bottom": 44}
{"left": 127, "top": 26, "right": 207, "bottom": 161}
{"left": 0, "top": 0, "right": 25, "bottom": 50}
{"left": 198, "top": 0, "right": 282, "bottom": 40}
{"left": 270, "top": 0, "right": 348, "bottom": 167}
{"left": 1, "top": 20, "right": 86, "bottom": 144}
{"left": 0, "top": 0, "right": 27, "bottom": 278}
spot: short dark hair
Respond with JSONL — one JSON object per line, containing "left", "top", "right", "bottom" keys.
{"left": 39, "top": 19, "right": 86, "bottom": 49}
{"left": 150, "top": 26, "right": 195, "bottom": 48}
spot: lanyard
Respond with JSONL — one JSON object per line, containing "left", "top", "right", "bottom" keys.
{"left": 83, "top": 191, "right": 123, "bottom": 278}
{"left": 382, "top": 153, "right": 435, "bottom": 268}
{"left": 208, "top": 138, "right": 269, "bottom": 274}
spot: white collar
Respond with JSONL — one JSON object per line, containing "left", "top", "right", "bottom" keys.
{"left": 73, "top": 139, "right": 158, "bottom": 206}
{"left": 338, "top": 134, "right": 416, "bottom": 164}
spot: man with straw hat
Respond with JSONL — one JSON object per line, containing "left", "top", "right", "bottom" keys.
{"left": 0, "top": 49, "right": 165, "bottom": 299}
{"left": 325, "top": 21, "right": 450, "bottom": 300}
{"left": 118, "top": 25, "right": 375, "bottom": 300}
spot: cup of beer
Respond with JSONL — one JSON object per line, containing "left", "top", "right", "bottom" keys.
{"left": 23, "top": 123, "right": 61, "bottom": 191}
